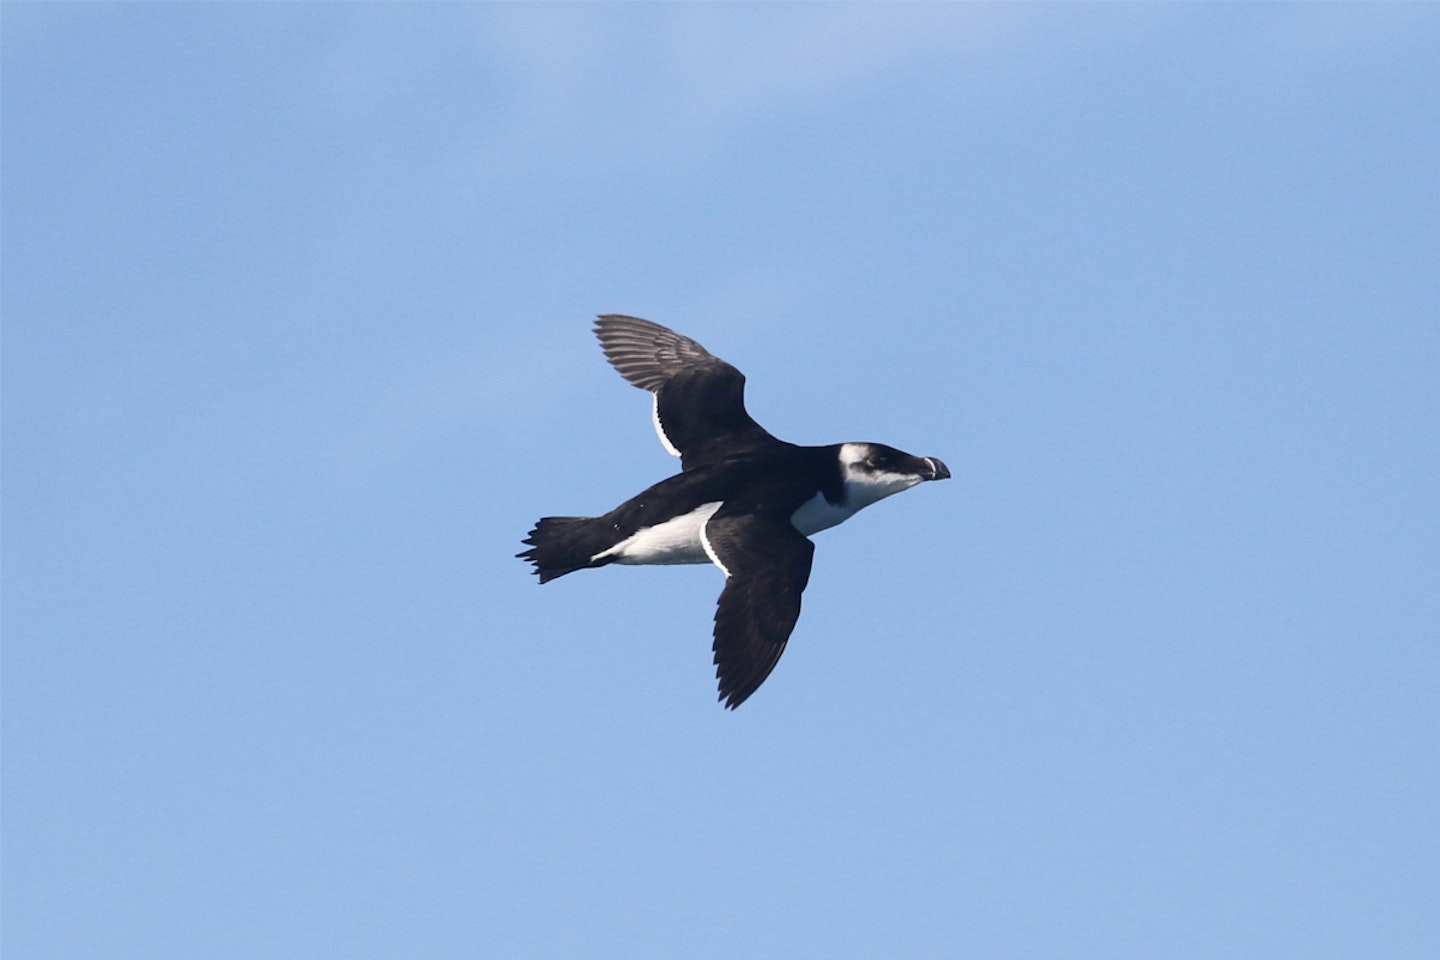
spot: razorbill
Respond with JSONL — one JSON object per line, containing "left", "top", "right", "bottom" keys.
{"left": 519, "top": 315, "right": 950, "bottom": 708}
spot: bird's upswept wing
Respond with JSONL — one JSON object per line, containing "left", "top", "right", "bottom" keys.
{"left": 594, "top": 315, "right": 776, "bottom": 470}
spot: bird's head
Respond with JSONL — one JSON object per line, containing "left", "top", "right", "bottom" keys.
{"left": 837, "top": 442, "right": 950, "bottom": 510}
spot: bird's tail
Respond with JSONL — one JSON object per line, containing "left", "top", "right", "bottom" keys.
{"left": 518, "top": 516, "right": 605, "bottom": 583}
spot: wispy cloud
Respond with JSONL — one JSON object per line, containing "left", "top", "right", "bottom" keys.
{"left": 471, "top": 4, "right": 1430, "bottom": 160}
{"left": 475, "top": 5, "right": 1013, "bottom": 157}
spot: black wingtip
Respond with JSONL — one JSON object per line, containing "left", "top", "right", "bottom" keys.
{"left": 719, "top": 687, "right": 750, "bottom": 711}
{"left": 712, "top": 638, "right": 786, "bottom": 710}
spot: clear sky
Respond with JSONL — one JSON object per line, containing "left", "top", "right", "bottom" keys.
{"left": 4, "top": 4, "right": 1438, "bottom": 958}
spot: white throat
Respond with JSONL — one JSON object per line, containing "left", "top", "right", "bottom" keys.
{"left": 789, "top": 443, "right": 925, "bottom": 536}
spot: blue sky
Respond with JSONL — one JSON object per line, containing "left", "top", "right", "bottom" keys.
{"left": 4, "top": 4, "right": 1438, "bottom": 957}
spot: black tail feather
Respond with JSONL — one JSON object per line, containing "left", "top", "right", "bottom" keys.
{"left": 518, "top": 516, "right": 605, "bottom": 583}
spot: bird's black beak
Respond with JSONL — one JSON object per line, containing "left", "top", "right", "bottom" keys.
{"left": 920, "top": 457, "right": 951, "bottom": 481}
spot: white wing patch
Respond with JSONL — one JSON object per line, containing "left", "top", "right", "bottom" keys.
{"left": 651, "top": 391, "right": 681, "bottom": 457}
{"left": 699, "top": 513, "right": 733, "bottom": 578}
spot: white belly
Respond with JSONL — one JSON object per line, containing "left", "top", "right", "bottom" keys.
{"left": 591, "top": 501, "right": 724, "bottom": 565}
{"left": 789, "top": 491, "right": 857, "bottom": 536}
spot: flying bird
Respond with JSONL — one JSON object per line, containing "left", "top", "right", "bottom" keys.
{"left": 519, "top": 316, "right": 950, "bottom": 708}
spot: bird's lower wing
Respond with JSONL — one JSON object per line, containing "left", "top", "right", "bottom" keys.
{"left": 700, "top": 509, "right": 815, "bottom": 709}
